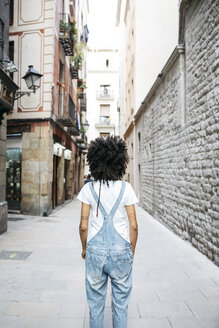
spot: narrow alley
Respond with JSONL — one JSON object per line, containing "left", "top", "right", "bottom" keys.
{"left": 0, "top": 199, "right": 218, "bottom": 328}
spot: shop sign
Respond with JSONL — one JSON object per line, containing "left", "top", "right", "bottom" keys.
{"left": 53, "top": 143, "right": 63, "bottom": 157}
{"left": 64, "top": 149, "right": 72, "bottom": 160}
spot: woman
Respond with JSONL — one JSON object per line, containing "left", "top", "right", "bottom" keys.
{"left": 78, "top": 136, "right": 138, "bottom": 328}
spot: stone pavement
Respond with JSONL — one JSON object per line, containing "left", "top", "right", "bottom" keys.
{"left": 0, "top": 199, "right": 219, "bottom": 328}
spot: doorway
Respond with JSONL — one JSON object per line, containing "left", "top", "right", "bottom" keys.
{"left": 52, "top": 155, "right": 60, "bottom": 209}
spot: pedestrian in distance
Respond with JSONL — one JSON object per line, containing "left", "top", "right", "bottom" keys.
{"left": 85, "top": 173, "right": 93, "bottom": 184}
{"left": 83, "top": 175, "right": 87, "bottom": 184}
{"left": 78, "top": 136, "right": 138, "bottom": 328}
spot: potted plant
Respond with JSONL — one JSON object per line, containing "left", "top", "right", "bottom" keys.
{"left": 59, "top": 20, "right": 68, "bottom": 35}
{"left": 81, "top": 81, "right": 87, "bottom": 89}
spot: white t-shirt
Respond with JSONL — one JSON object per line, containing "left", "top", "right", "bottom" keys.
{"left": 77, "top": 180, "right": 138, "bottom": 242}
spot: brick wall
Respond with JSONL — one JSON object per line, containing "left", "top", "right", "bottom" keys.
{"left": 136, "top": 0, "right": 219, "bottom": 265}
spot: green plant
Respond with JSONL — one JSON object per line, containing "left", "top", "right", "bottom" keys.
{"left": 79, "top": 126, "right": 85, "bottom": 134}
{"left": 81, "top": 81, "right": 87, "bottom": 89}
{"left": 60, "top": 20, "right": 68, "bottom": 32}
{"left": 70, "top": 22, "right": 77, "bottom": 36}
{"left": 71, "top": 41, "right": 86, "bottom": 68}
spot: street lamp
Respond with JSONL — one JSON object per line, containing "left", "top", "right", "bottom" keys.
{"left": 15, "top": 65, "right": 43, "bottom": 100}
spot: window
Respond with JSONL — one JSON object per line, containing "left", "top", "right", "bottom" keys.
{"left": 138, "top": 132, "right": 141, "bottom": 152}
{"left": 0, "top": 19, "right": 4, "bottom": 61}
{"left": 131, "top": 142, "right": 133, "bottom": 156}
{"left": 100, "top": 104, "right": 110, "bottom": 123}
{"left": 100, "top": 84, "right": 110, "bottom": 95}
{"left": 58, "top": 60, "right": 65, "bottom": 115}
{"left": 10, "top": 0, "right": 14, "bottom": 25}
{"left": 9, "top": 41, "right": 14, "bottom": 79}
{"left": 106, "top": 59, "right": 109, "bottom": 67}
{"left": 100, "top": 132, "right": 110, "bottom": 137}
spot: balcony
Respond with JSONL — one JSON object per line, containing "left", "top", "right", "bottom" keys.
{"left": 0, "top": 67, "right": 18, "bottom": 124}
{"left": 56, "top": 96, "right": 79, "bottom": 136}
{"left": 96, "top": 89, "right": 114, "bottom": 100}
{"left": 59, "top": 14, "right": 74, "bottom": 56}
{"left": 78, "top": 92, "right": 86, "bottom": 100}
{"left": 95, "top": 116, "right": 115, "bottom": 128}
{"left": 70, "top": 63, "right": 78, "bottom": 79}
{"left": 79, "top": 95, "right": 86, "bottom": 112}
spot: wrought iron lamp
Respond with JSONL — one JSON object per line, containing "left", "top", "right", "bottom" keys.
{"left": 15, "top": 65, "right": 43, "bottom": 100}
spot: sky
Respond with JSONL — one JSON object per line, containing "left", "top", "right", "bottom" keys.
{"left": 87, "top": 0, "right": 119, "bottom": 49}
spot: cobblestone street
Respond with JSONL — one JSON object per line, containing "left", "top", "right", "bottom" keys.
{"left": 0, "top": 199, "right": 219, "bottom": 328}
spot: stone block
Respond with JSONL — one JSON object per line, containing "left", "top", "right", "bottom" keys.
{"left": 0, "top": 171, "right": 6, "bottom": 188}
{"left": 41, "top": 183, "right": 48, "bottom": 196}
{"left": 0, "top": 124, "right": 6, "bottom": 140}
{"left": 0, "top": 201, "right": 8, "bottom": 234}
{"left": 22, "top": 171, "right": 34, "bottom": 184}
{"left": 0, "top": 140, "right": 6, "bottom": 156}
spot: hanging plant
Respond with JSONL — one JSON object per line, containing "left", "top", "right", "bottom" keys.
{"left": 71, "top": 41, "right": 86, "bottom": 69}
{"left": 60, "top": 20, "right": 68, "bottom": 33}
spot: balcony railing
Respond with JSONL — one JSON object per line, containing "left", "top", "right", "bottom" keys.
{"left": 70, "top": 63, "right": 78, "bottom": 79}
{"left": 79, "top": 95, "right": 86, "bottom": 112}
{"left": 96, "top": 90, "right": 114, "bottom": 100}
{"left": 68, "top": 96, "right": 80, "bottom": 135}
{"left": 95, "top": 117, "right": 115, "bottom": 128}
{"left": 59, "top": 14, "right": 74, "bottom": 56}
{"left": 0, "top": 67, "right": 18, "bottom": 124}
{"left": 56, "top": 96, "right": 80, "bottom": 136}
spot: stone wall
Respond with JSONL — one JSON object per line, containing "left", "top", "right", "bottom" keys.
{"left": 22, "top": 122, "right": 53, "bottom": 216}
{"left": 135, "top": 0, "right": 219, "bottom": 265}
{"left": 0, "top": 117, "right": 7, "bottom": 233}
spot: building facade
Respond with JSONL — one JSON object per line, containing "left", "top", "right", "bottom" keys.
{"left": 6, "top": 0, "right": 89, "bottom": 216}
{"left": 116, "top": 0, "right": 178, "bottom": 187}
{"left": 0, "top": 0, "right": 18, "bottom": 233}
{"left": 86, "top": 49, "right": 120, "bottom": 141}
{"left": 135, "top": 0, "right": 219, "bottom": 265}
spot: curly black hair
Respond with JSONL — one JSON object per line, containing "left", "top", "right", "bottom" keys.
{"left": 87, "top": 136, "right": 129, "bottom": 183}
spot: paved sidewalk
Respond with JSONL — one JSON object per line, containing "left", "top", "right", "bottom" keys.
{"left": 0, "top": 199, "right": 219, "bottom": 328}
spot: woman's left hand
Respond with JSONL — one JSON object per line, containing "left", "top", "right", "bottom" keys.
{"left": 81, "top": 250, "right": 86, "bottom": 259}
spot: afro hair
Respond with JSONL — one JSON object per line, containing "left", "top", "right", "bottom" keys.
{"left": 87, "top": 136, "right": 129, "bottom": 183}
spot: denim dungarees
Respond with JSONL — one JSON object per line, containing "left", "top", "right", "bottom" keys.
{"left": 85, "top": 181, "right": 133, "bottom": 328}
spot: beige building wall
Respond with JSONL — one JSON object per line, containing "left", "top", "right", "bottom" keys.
{"left": 117, "top": 0, "right": 178, "bottom": 189}
{"left": 7, "top": 0, "right": 89, "bottom": 215}
{"left": 135, "top": 0, "right": 178, "bottom": 110}
{"left": 9, "top": 0, "right": 54, "bottom": 120}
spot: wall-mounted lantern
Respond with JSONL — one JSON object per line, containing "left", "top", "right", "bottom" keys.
{"left": 0, "top": 62, "right": 43, "bottom": 124}
{"left": 15, "top": 65, "right": 43, "bottom": 100}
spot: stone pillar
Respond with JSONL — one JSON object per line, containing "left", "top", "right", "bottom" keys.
{"left": 21, "top": 122, "right": 53, "bottom": 216}
{"left": 0, "top": 116, "right": 7, "bottom": 233}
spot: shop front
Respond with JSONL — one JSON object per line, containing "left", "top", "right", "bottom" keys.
{"left": 6, "top": 135, "right": 22, "bottom": 211}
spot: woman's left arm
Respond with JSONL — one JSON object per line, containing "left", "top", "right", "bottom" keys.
{"left": 79, "top": 202, "right": 91, "bottom": 259}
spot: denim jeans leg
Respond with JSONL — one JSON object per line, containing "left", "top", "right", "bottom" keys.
{"left": 86, "top": 265, "right": 108, "bottom": 328}
{"left": 111, "top": 266, "right": 132, "bottom": 328}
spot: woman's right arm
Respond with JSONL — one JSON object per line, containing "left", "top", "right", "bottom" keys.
{"left": 125, "top": 204, "right": 138, "bottom": 255}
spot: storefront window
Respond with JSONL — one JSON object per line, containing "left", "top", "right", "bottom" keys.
{"left": 6, "top": 148, "right": 21, "bottom": 210}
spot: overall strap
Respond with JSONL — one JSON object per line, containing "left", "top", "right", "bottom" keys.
{"left": 109, "top": 181, "right": 126, "bottom": 219}
{"left": 89, "top": 182, "right": 107, "bottom": 217}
